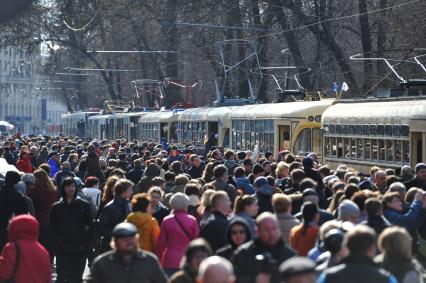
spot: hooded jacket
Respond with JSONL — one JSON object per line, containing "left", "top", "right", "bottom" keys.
{"left": 126, "top": 211, "right": 160, "bottom": 253}
{"left": 216, "top": 217, "right": 252, "bottom": 260}
{"left": 49, "top": 178, "right": 93, "bottom": 255}
{"left": 0, "top": 215, "right": 51, "bottom": 283}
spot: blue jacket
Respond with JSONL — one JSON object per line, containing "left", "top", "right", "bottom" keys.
{"left": 48, "top": 158, "right": 60, "bottom": 178}
{"left": 235, "top": 177, "right": 255, "bottom": 195}
{"left": 383, "top": 199, "right": 422, "bottom": 231}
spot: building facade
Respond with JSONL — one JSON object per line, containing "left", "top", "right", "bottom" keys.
{"left": 0, "top": 45, "right": 68, "bottom": 135}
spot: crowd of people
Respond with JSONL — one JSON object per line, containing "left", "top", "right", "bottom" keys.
{"left": 0, "top": 135, "right": 426, "bottom": 283}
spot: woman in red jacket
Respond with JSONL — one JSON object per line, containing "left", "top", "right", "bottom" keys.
{"left": 16, "top": 151, "right": 33, "bottom": 173}
{"left": 0, "top": 215, "right": 51, "bottom": 283}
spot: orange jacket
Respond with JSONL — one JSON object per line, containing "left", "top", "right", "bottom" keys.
{"left": 289, "top": 223, "right": 319, "bottom": 256}
{"left": 126, "top": 212, "right": 160, "bottom": 253}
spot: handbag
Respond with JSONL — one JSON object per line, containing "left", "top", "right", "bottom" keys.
{"left": 6, "top": 241, "right": 20, "bottom": 283}
{"left": 174, "top": 215, "right": 192, "bottom": 240}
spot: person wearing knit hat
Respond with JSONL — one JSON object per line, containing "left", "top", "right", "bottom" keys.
{"left": 405, "top": 162, "right": 426, "bottom": 190}
{"left": 338, "top": 200, "right": 360, "bottom": 224}
{"left": 248, "top": 164, "right": 265, "bottom": 185}
{"left": 254, "top": 177, "right": 274, "bottom": 213}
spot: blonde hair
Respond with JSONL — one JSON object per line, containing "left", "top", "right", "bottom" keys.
{"left": 275, "top": 162, "right": 289, "bottom": 178}
{"left": 272, "top": 193, "right": 292, "bottom": 213}
{"left": 34, "top": 169, "right": 56, "bottom": 191}
{"left": 378, "top": 226, "right": 412, "bottom": 259}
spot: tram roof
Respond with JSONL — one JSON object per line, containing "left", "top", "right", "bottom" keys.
{"left": 229, "top": 100, "right": 334, "bottom": 119}
{"left": 62, "top": 111, "right": 99, "bottom": 118}
{"left": 139, "top": 111, "right": 177, "bottom": 123}
{"left": 88, "top": 114, "right": 110, "bottom": 120}
{"left": 0, "top": 121, "right": 14, "bottom": 128}
{"left": 322, "top": 99, "right": 426, "bottom": 126}
{"left": 178, "top": 106, "right": 235, "bottom": 121}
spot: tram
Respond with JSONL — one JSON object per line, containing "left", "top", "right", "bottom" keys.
{"left": 0, "top": 121, "right": 15, "bottom": 136}
{"left": 136, "top": 110, "right": 179, "bottom": 143}
{"left": 176, "top": 107, "right": 235, "bottom": 149}
{"left": 60, "top": 111, "right": 99, "bottom": 137}
{"left": 322, "top": 97, "right": 426, "bottom": 172}
{"left": 229, "top": 100, "right": 335, "bottom": 156}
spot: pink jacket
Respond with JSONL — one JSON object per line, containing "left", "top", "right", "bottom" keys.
{"left": 155, "top": 210, "right": 199, "bottom": 269}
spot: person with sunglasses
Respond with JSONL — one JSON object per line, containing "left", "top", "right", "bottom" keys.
{"left": 216, "top": 217, "right": 252, "bottom": 260}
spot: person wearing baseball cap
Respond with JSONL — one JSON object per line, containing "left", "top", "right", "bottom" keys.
{"left": 89, "top": 222, "right": 167, "bottom": 283}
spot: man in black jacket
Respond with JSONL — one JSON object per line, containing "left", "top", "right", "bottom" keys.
{"left": 317, "top": 225, "right": 397, "bottom": 283}
{"left": 405, "top": 162, "right": 426, "bottom": 190}
{"left": 186, "top": 154, "right": 204, "bottom": 179}
{"left": 126, "top": 159, "right": 144, "bottom": 184}
{"left": 49, "top": 177, "right": 93, "bottom": 283}
{"left": 232, "top": 212, "right": 296, "bottom": 283}
{"left": 97, "top": 179, "right": 133, "bottom": 253}
{"left": 88, "top": 222, "right": 167, "bottom": 283}
{"left": 200, "top": 191, "right": 231, "bottom": 252}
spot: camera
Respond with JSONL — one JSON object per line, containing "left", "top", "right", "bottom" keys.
{"left": 255, "top": 252, "right": 277, "bottom": 274}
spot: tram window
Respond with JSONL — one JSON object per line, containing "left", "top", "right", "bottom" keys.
{"left": 324, "top": 124, "right": 330, "bottom": 135}
{"left": 331, "top": 137, "right": 337, "bottom": 157}
{"left": 336, "top": 125, "right": 342, "bottom": 135}
{"left": 379, "top": 140, "right": 385, "bottom": 161}
{"left": 312, "top": 128, "right": 322, "bottom": 156}
{"left": 357, "top": 139, "right": 364, "bottom": 160}
{"left": 403, "top": 140, "right": 410, "bottom": 163}
{"left": 337, "top": 138, "right": 343, "bottom": 158}
{"left": 330, "top": 124, "right": 336, "bottom": 135}
{"left": 393, "top": 125, "right": 400, "bottom": 137}
{"left": 343, "top": 125, "right": 349, "bottom": 135}
{"left": 377, "top": 125, "right": 384, "bottom": 136}
{"left": 401, "top": 125, "right": 409, "bottom": 137}
{"left": 395, "top": 140, "right": 401, "bottom": 163}
{"left": 370, "top": 125, "right": 377, "bottom": 136}
{"left": 324, "top": 137, "right": 331, "bottom": 156}
{"left": 294, "top": 128, "right": 312, "bottom": 155}
{"left": 250, "top": 121, "right": 255, "bottom": 132}
{"left": 363, "top": 125, "right": 369, "bottom": 136}
{"left": 350, "top": 139, "right": 356, "bottom": 159}
{"left": 356, "top": 125, "right": 362, "bottom": 136}
{"left": 385, "top": 125, "right": 392, "bottom": 137}
{"left": 349, "top": 125, "right": 355, "bottom": 135}
{"left": 365, "top": 139, "right": 371, "bottom": 160}
{"left": 372, "top": 140, "right": 378, "bottom": 160}
{"left": 343, "top": 138, "right": 349, "bottom": 158}
{"left": 386, "top": 140, "right": 394, "bottom": 162}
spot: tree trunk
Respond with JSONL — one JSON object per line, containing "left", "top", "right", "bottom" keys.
{"left": 358, "top": 0, "right": 374, "bottom": 92}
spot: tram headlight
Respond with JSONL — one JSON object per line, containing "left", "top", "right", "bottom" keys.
{"left": 308, "top": 116, "right": 314, "bottom": 122}
{"left": 315, "top": 115, "right": 321, "bottom": 122}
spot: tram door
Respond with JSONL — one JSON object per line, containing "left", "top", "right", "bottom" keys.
{"left": 412, "top": 132, "right": 423, "bottom": 164}
{"left": 208, "top": 122, "right": 219, "bottom": 145}
{"left": 279, "top": 125, "right": 291, "bottom": 152}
